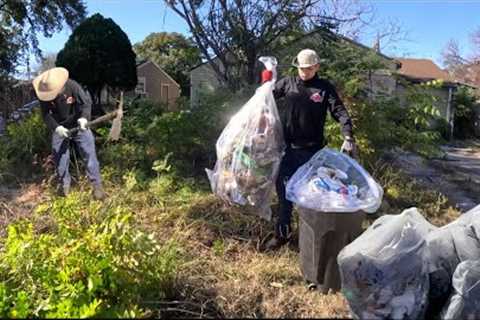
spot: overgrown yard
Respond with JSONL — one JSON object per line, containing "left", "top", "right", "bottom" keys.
{"left": 0, "top": 48, "right": 477, "bottom": 316}
{"left": 0, "top": 158, "right": 462, "bottom": 317}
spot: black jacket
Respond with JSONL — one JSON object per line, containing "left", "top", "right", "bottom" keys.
{"left": 273, "top": 75, "right": 353, "bottom": 147}
{"left": 39, "top": 79, "right": 92, "bottom": 131}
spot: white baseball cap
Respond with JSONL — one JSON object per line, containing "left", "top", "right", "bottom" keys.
{"left": 292, "top": 49, "right": 321, "bottom": 68}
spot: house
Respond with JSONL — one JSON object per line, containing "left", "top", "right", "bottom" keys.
{"left": 132, "top": 60, "right": 181, "bottom": 110}
{"left": 396, "top": 58, "right": 451, "bottom": 81}
{"left": 103, "top": 60, "right": 181, "bottom": 111}
{"left": 396, "top": 58, "right": 480, "bottom": 137}
{"left": 454, "top": 61, "right": 480, "bottom": 89}
{"left": 395, "top": 58, "right": 457, "bottom": 128}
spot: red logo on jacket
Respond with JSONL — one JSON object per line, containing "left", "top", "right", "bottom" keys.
{"left": 310, "top": 91, "right": 325, "bottom": 103}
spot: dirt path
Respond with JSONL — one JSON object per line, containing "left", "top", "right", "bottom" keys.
{"left": 0, "top": 183, "right": 47, "bottom": 237}
{"left": 387, "top": 140, "right": 480, "bottom": 212}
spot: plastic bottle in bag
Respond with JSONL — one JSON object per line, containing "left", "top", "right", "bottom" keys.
{"left": 286, "top": 147, "right": 383, "bottom": 213}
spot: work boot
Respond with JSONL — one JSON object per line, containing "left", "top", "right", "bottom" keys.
{"left": 92, "top": 185, "right": 106, "bottom": 200}
{"left": 306, "top": 282, "right": 329, "bottom": 294}
{"left": 262, "top": 223, "right": 292, "bottom": 252}
{"left": 56, "top": 185, "right": 70, "bottom": 197}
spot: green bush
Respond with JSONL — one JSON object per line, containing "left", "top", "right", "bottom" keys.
{"left": 0, "top": 194, "right": 179, "bottom": 318}
{"left": 0, "top": 110, "right": 49, "bottom": 180}
{"left": 453, "top": 86, "right": 478, "bottom": 139}
{"left": 99, "top": 88, "right": 242, "bottom": 179}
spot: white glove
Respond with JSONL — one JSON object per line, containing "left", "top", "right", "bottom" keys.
{"left": 340, "top": 136, "right": 357, "bottom": 158}
{"left": 77, "top": 117, "right": 88, "bottom": 131}
{"left": 55, "top": 125, "right": 70, "bottom": 138}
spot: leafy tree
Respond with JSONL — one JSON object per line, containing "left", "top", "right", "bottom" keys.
{"left": 56, "top": 13, "right": 137, "bottom": 110}
{"left": 134, "top": 32, "right": 201, "bottom": 97}
{"left": 0, "top": 0, "right": 86, "bottom": 77}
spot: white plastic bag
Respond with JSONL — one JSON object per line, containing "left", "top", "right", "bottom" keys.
{"left": 441, "top": 260, "right": 480, "bottom": 319}
{"left": 426, "top": 204, "right": 480, "bottom": 315}
{"left": 338, "top": 208, "right": 436, "bottom": 320}
{"left": 205, "top": 57, "right": 285, "bottom": 221}
{"left": 285, "top": 147, "right": 383, "bottom": 213}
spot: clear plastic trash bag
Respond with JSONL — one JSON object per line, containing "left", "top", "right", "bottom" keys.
{"left": 285, "top": 147, "right": 383, "bottom": 213}
{"left": 205, "top": 56, "right": 285, "bottom": 221}
{"left": 441, "top": 260, "right": 480, "bottom": 320}
{"left": 338, "top": 208, "right": 436, "bottom": 320}
{"left": 426, "top": 204, "right": 480, "bottom": 315}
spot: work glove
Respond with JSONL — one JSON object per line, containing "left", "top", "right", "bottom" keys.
{"left": 55, "top": 125, "right": 70, "bottom": 138}
{"left": 77, "top": 117, "right": 88, "bottom": 131}
{"left": 340, "top": 136, "right": 358, "bottom": 158}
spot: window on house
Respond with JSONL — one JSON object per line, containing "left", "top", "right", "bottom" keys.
{"left": 135, "top": 77, "right": 146, "bottom": 95}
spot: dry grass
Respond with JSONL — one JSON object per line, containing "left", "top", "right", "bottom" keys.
{"left": 0, "top": 160, "right": 467, "bottom": 318}
{"left": 129, "top": 160, "right": 466, "bottom": 318}
{"left": 132, "top": 172, "right": 462, "bottom": 318}
{"left": 0, "top": 183, "right": 50, "bottom": 237}
{"left": 133, "top": 192, "right": 351, "bottom": 318}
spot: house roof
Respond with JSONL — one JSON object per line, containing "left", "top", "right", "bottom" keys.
{"left": 137, "top": 60, "right": 180, "bottom": 88}
{"left": 396, "top": 58, "right": 450, "bottom": 81}
{"left": 455, "top": 61, "right": 480, "bottom": 88}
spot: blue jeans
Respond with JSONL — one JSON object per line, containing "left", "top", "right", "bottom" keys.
{"left": 275, "top": 146, "right": 320, "bottom": 231}
{"left": 52, "top": 129, "right": 102, "bottom": 190}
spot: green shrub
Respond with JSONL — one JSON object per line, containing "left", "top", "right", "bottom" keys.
{"left": 0, "top": 194, "right": 179, "bottom": 318}
{"left": 99, "top": 88, "right": 242, "bottom": 179}
{"left": 0, "top": 110, "right": 49, "bottom": 180}
{"left": 453, "top": 86, "right": 478, "bottom": 139}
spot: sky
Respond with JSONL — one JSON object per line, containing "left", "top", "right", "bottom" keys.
{"left": 33, "top": 0, "right": 480, "bottom": 70}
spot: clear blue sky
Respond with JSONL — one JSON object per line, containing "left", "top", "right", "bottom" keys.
{"left": 35, "top": 0, "right": 480, "bottom": 68}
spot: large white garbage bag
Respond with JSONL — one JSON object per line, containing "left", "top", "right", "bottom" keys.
{"left": 441, "top": 260, "right": 480, "bottom": 320}
{"left": 426, "top": 204, "right": 480, "bottom": 316}
{"left": 285, "top": 147, "right": 383, "bottom": 213}
{"left": 338, "top": 208, "right": 436, "bottom": 319}
{"left": 205, "top": 56, "right": 285, "bottom": 221}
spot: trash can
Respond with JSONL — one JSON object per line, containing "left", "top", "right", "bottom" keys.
{"left": 299, "top": 207, "right": 365, "bottom": 293}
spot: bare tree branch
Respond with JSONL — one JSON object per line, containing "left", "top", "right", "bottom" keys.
{"left": 165, "top": 0, "right": 380, "bottom": 90}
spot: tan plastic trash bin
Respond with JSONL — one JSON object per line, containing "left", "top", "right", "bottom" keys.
{"left": 299, "top": 208, "right": 365, "bottom": 293}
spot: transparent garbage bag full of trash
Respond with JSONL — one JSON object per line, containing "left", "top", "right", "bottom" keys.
{"left": 205, "top": 56, "right": 285, "bottom": 221}
{"left": 338, "top": 208, "right": 437, "bottom": 320}
{"left": 426, "top": 204, "right": 480, "bottom": 316}
{"left": 441, "top": 260, "right": 480, "bottom": 320}
{"left": 285, "top": 147, "right": 383, "bottom": 213}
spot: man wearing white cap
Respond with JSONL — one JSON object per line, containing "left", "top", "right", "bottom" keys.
{"left": 32, "top": 67, "right": 106, "bottom": 200}
{"left": 262, "top": 49, "right": 357, "bottom": 251}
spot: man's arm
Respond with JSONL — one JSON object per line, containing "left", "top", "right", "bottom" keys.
{"left": 40, "top": 102, "right": 60, "bottom": 132}
{"left": 272, "top": 77, "right": 287, "bottom": 100}
{"left": 327, "top": 84, "right": 353, "bottom": 139}
{"left": 71, "top": 81, "right": 92, "bottom": 121}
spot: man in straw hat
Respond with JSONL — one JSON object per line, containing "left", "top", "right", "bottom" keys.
{"left": 32, "top": 67, "right": 106, "bottom": 200}
{"left": 261, "top": 49, "right": 358, "bottom": 252}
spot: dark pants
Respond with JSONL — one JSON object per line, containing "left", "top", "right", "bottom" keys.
{"left": 275, "top": 146, "right": 320, "bottom": 234}
{"left": 52, "top": 129, "right": 102, "bottom": 190}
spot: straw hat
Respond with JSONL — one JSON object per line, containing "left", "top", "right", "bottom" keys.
{"left": 292, "top": 49, "right": 322, "bottom": 68}
{"left": 32, "top": 67, "right": 69, "bottom": 102}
